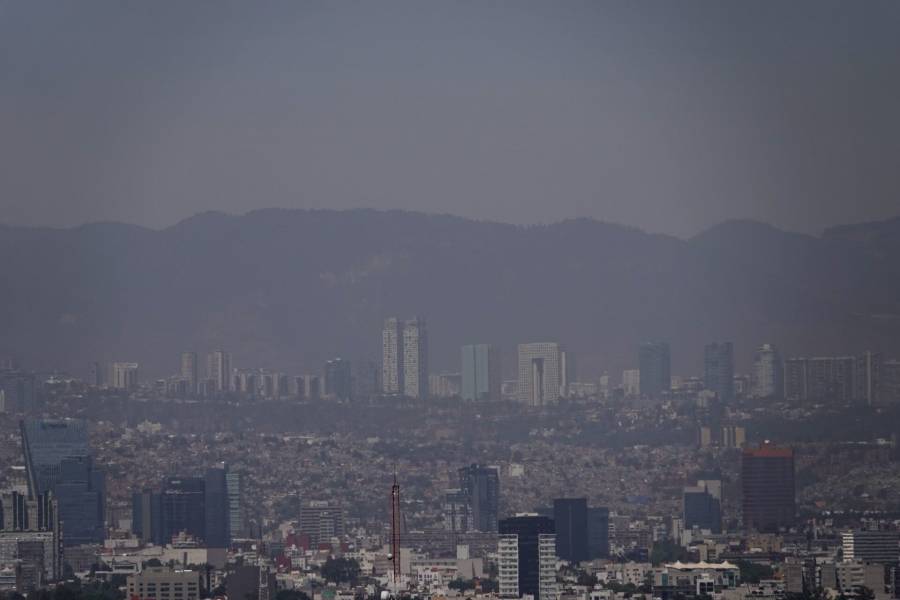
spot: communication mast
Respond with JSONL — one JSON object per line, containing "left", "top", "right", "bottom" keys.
{"left": 257, "top": 537, "right": 269, "bottom": 600}
{"left": 390, "top": 473, "right": 402, "bottom": 585}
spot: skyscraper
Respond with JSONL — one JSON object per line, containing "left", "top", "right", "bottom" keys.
{"left": 517, "top": 343, "right": 563, "bottom": 406}
{"left": 207, "top": 350, "right": 231, "bottom": 393}
{"left": 225, "top": 470, "right": 243, "bottom": 540}
{"left": 402, "top": 317, "right": 428, "bottom": 399}
{"left": 553, "top": 498, "right": 588, "bottom": 564}
{"left": 159, "top": 477, "right": 206, "bottom": 544}
{"left": 498, "top": 515, "right": 556, "bottom": 600}
{"left": 704, "top": 342, "right": 735, "bottom": 403}
{"left": 324, "top": 358, "right": 352, "bottom": 401}
{"left": 587, "top": 506, "right": 610, "bottom": 559}
{"left": 638, "top": 342, "right": 670, "bottom": 398}
{"left": 683, "top": 478, "right": 722, "bottom": 534}
{"left": 742, "top": 445, "right": 795, "bottom": 532}
{"left": 181, "top": 352, "right": 198, "bottom": 394}
{"left": 458, "top": 464, "right": 500, "bottom": 533}
{"left": 382, "top": 317, "right": 403, "bottom": 394}
{"left": 461, "top": 344, "right": 501, "bottom": 402}
{"left": 752, "top": 344, "right": 783, "bottom": 399}
{"left": 204, "top": 465, "right": 229, "bottom": 548}
{"left": 20, "top": 419, "right": 105, "bottom": 546}
{"left": 111, "top": 362, "right": 139, "bottom": 391}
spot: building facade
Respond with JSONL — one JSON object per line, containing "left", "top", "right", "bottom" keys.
{"left": 498, "top": 515, "right": 557, "bottom": 600}
{"left": 704, "top": 342, "right": 734, "bottom": 403}
{"left": 517, "top": 343, "right": 563, "bottom": 406}
{"left": 741, "top": 446, "right": 795, "bottom": 532}
{"left": 638, "top": 342, "right": 671, "bottom": 399}
{"left": 461, "top": 344, "right": 501, "bottom": 402}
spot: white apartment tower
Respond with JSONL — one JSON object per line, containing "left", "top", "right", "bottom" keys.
{"left": 402, "top": 317, "right": 428, "bottom": 399}
{"left": 207, "top": 350, "right": 232, "bottom": 393}
{"left": 382, "top": 318, "right": 404, "bottom": 394}
{"left": 181, "top": 352, "right": 198, "bottom": 393}
{"left": 382, "top": 316, "right": 429, "bottom": 398}
{"left": 517, "top": 342, "right": 563, "bottom": 406}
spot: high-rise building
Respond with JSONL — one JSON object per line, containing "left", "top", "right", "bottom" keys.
{"left": 742, "top": 445, "right": 795, "bottom": 532}
{"left": 443, "top": 489, "right": 471, "bottom": 533}
{"left": 382, "top": 318, "right": 403, "bottom": 395}
{"left": 638, "top": 342, "right": 671, "bottom": 398}
{"left": 842, "top": 530, "right": 900, "bottom": 565}
{"left": 553, "top": 498, "right": 588, "bottom": 564}
{"left": 587, "top": 506, "right": 610, "bottom": 559}
{"left": 402, "top": 317, "right": 428, "bottom": 399}
{"left": 517, "top": 343, "right": 563, "bottom": 406}
{"left": 622, "top": 369, "right": 641, "bottom": 397}
{"left": 20, "top": 419, "right": 105, "bottom": 546}
{"left": 225, "top": 470, "right": 243, "bottom": 540}
{"left": 131, "top": 489, "right": 162, "bottom": 544}
{"left": 458, "top": 464, "right": 500, "bottom": 533}
{"left": 111, "top": 362, "right": 139, "bottom": 391}
{"left": 298, "top": 501, "right": 345, "bottom": 548}
{"left": 461, "top": 344, "right": 501, "bottom": 402}
{"left": 181, "top": 352, "right": 198, "bottom": 394}
{"left": 784, "top": 355, "right": 883, "bottom": 404}
{"left": 498, "top": 515, "right": 557, "bottom": 600}
{"left": 204, "top": 464, "right": 229, "bottom": 548}
{"left": 560, "top": 351, "right": 576, "bottom": 396}
{"left": 683, "top": 478, "right": 722, "bottom": 534}
{"left": 854, "top": 351, "right": 882, "bottom": 406}
{"left": 159, "top": 477, "right": 206, "bottom": 544}
{"left": 207, "top": 350, "right": 232, "bottom": 393}
{"left": 324, "top": 358, "right": 353, "bottom": 401}
{"left": 0, "top": 372, "right": 36, "bottom": 413}
{"left": 752, "top": 344, "right": 783, "bottom": 399}
{"left": 704, "top": 342, "right": 735, "bottom": 403}
{"left": 0, "top": 491, "right": 61, "bottom": 585}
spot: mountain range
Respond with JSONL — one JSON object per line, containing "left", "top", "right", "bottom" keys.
{"left": 2, "top": 209, "right": 900, "bottom": 380}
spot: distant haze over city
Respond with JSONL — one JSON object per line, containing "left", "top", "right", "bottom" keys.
{"left": 2, "top": 207, "right": 899, "bottom": 378}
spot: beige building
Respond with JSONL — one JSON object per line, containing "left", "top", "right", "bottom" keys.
{"left": 127, "top": 567, "right": 201, "bottom": 600}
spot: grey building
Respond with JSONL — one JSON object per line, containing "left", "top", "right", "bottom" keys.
{"left": 704, "top": 342, "right": 735, "bottom": 403}
{"left": 461, "top": 344, "right": 501, "bottom": 402}
{"left": 638, "top": 342, "right": 671, "bottom": 399}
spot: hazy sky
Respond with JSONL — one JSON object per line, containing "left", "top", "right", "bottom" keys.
{"left": 2, "top": 1, "right": 899, "bottom": 237}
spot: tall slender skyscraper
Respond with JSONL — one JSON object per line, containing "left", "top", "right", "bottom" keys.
{"left": 752, "top": 344, "right": 783, "bottom": 399}
{"left": 458, "top": 464, "right": 500, "bottom": 533}
{"left": 181, "top": 352, "right": 198, "bottom": 394}
{"left": 517, "top": 343, "right": 563, "bottom": 406}
{"left": 461, "top": 344, "right": 501, "bottom": 402}
{"left": 638, "top": 342, "right": 671, "bottom": 399}
{"left": 207, "top": 350, "right": 232, "bottom": 393}
{"left": 402, "top": 317, "right": 428, "bottom": 399}
{"left": 704, "top": 342, "right": 735, "bottom": 403}
{"left": 382, "top": 318, "right": 404, "bottom": 395}
{"left": 204, "top": 464, "right": 229, "bottom": 548}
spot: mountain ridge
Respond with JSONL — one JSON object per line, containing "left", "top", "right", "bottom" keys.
{"left": 1, "top": 208, "right": 899, "bottom": 380}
